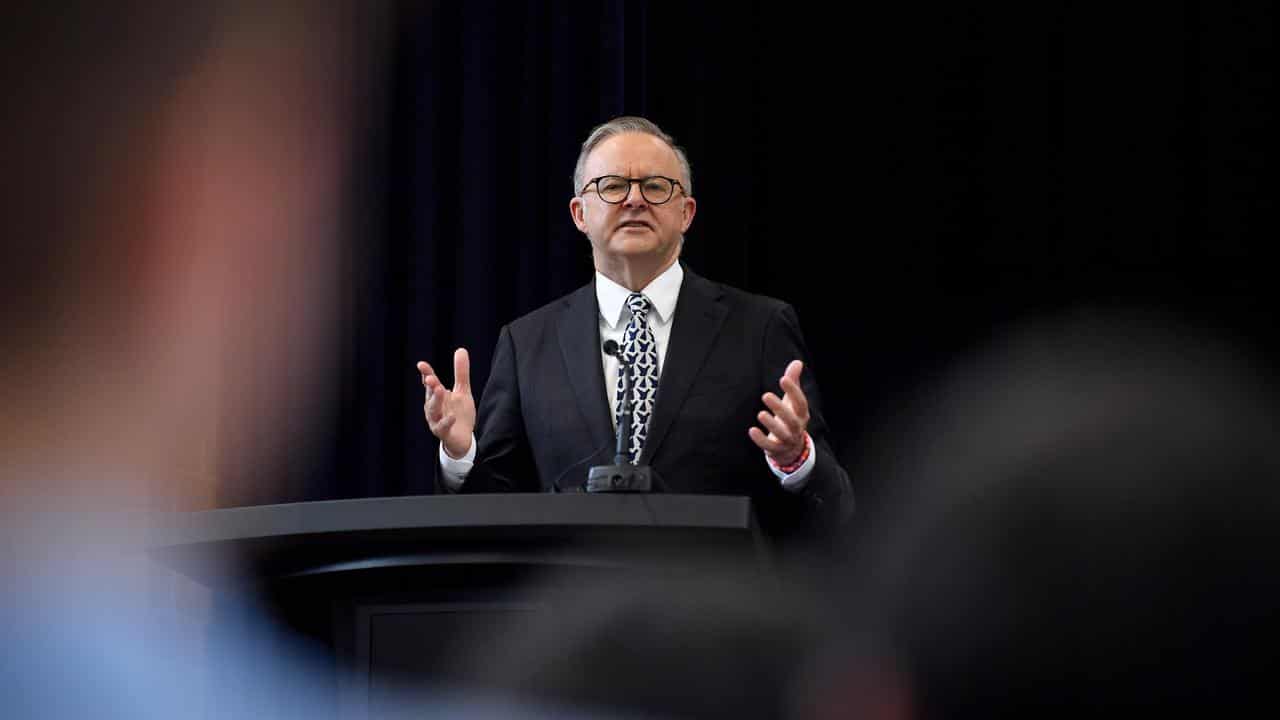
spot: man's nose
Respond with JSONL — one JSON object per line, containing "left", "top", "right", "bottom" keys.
{"left": 621, "top": 181, "right": 649, "bottom": 208}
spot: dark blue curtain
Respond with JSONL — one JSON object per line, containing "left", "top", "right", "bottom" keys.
{"left": 221, "top": 2, "right": 1278, "bottom": 511}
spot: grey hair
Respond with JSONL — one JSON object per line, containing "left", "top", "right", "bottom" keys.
{"left": 572, "top": 116, "right": 693, "bottom": 197}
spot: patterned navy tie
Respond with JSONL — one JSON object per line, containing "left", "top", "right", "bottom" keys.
{"left": 615, "top": 293, "right": 659, "bottom": 463}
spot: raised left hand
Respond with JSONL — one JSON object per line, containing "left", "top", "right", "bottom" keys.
{"left": 748, "top": 359, "right": 810, "bottom": 467}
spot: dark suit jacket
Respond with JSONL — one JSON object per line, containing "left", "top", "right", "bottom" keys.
{"left": 442, "top": 264, "right": 854, "bottom": 539}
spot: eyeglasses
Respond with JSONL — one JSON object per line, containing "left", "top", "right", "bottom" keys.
{"left": 581, "top": 175, "right": 685, "bottom": 205}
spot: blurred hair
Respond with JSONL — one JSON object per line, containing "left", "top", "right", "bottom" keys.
{"left": 1, "top": 0, "right": 360, "bottom": 508}
{"left": 1, "top": 4, "right": 365, "bottom": 715}
{"left": 1, "top": 2, "right": 215, "bottom": 369}
{"left": 830, "top": 308, "right": 1280, "bottom": 713}
{"left": 450, "top": 562, "right": 835, "bottom": 720}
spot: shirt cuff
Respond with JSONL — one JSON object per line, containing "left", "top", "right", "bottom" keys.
{"left": 438, "top": 434, "right": 476, "bottom": 492}
{"left": 767, "top": 432, "right": 817, "bottom": 493}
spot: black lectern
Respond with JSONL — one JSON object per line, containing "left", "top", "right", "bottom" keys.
{"left": 150, "top": 494, "right": 765, "bottom": 719}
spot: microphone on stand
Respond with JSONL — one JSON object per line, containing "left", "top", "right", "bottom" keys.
{"left": 585, "top": 339, "right": 654, "bottom": 492}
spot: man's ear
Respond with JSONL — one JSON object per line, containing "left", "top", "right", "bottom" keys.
{"left": 569, "top": 196, "right": 588, "bottom": 233}
{"left": 681, "top": 196, "right": 697, "bottom": 233}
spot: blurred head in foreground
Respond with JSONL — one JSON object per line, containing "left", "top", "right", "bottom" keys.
{"left": 2, "top": 2, "right": 364, "bottom": 718}
{"left": 1, "top": 0, "right": 353, "bottom": 512}
{"left": 821, "top": 310, "right": 1280, "bottom": 715}
{"left": 439, "top": 562, "right": 838, "bottom": 720}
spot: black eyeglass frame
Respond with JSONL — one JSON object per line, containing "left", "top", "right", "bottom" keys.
{"left": 580, "top": 175, "right": 687, "bottom": 205}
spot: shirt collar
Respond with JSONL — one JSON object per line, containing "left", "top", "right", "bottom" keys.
{"left": 596, "top": 261, "right": 684, "bottom": 329}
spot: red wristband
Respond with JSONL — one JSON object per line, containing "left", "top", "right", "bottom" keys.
{"left": 775, "top": 433, "right": 811, "bottom": 474}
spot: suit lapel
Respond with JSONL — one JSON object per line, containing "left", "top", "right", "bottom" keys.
{"left": 641, "top": 266, "right": 729, "bottom": 464}
{"left": 558, "top": 280, "right": 613, "bottom": 454}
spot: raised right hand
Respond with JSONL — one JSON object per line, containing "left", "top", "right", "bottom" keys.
{"left": 416, "top": 348, "right": 475, "bottom": 459}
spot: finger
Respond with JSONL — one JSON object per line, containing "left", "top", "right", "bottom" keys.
{"left": 756, "top": 410, "right": 796, "bottom": 447}
{"left": 428, "top": 384, "right": 451, "bottom": 417}
{"left": 783, "top": 359, "right": 804, "bottom": 385}
{"left": 777, "top": 375, "right": 810, "bottom": 420}
{"left": 749, "top": 426, "right": 797, "bottom": 460}
{"left": 748, "top": 426, "right": 784, "bottom": 454}
{"left": 419, "top": 363, "right": 440, "bottom": 392}
{"left": 423, "top": 374, "right": 442, "bottom": 394}
{"left": 751, "top": 426, "right": 805, "bottom": 468}
{"left": 762, "top": 392, "right": 803, "bottom": 431}
{"left": 423, "top": 388, "right": 441, "bottom": 423}
{"left": 453, "top": 348, "right": 471, "bottom": 394}
{"left": 453, "top": 348, "right": 470, "bottom": 389}
{"left": 434, "top": 414, "right": 456, "bottom": 436}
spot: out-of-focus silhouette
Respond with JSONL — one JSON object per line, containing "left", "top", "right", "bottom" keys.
{"left": 822, "top": 309, "right": 1280, "bottom": 715}
{"left": 441, "top": 561, "right": 838, "bottom": 720}
{"left": 2, "top": 2, "right": 376, "bottom": 718}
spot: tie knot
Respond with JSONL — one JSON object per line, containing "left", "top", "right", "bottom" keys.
{"left": 626, "top": 293, "right": 651, "bottom": 319}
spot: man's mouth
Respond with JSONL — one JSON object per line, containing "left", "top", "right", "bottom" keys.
{"left": 618, "top": 220, "right": 652, "bottom": 230}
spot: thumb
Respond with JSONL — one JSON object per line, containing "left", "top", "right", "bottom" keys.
{"left": 453, "top": 347, "right": 471, "bottom": 393}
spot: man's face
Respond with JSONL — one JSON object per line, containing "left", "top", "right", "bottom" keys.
{"left": 570, "top": 132, "right": 696, "bottom": 270}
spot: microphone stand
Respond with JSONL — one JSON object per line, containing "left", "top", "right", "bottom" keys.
{"left": 586, "top": 341, "right": 654, "bottom": 492}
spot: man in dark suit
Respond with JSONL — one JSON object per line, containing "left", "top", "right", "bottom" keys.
{"left": 416, "top": 116, "right": 852, "bottom": 539}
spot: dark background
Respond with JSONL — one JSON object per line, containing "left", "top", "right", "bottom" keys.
{"left": 222, "top": 2, "right": 1277, "bottom": 517}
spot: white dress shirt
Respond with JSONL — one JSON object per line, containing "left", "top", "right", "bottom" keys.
{"left": 440, "top": 261, "right": 815, "bottom": 490}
